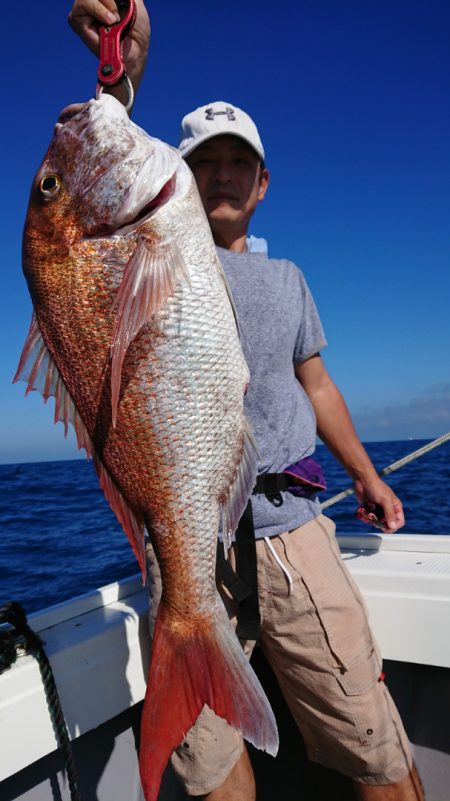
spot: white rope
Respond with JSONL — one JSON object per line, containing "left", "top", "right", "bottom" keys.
{"left": 321, "top": 431, "right": 450, "bottom": 511}
{"left": 264, "top": 536, "right": 294, "bottom": 593}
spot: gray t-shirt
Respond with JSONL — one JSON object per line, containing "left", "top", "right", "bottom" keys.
{"left": 217, "top": 247, "right": 327, "bottom": 538}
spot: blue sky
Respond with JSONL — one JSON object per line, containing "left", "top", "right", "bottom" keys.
{"left": 2, "top": 0, "right": 449, "bottom": 464}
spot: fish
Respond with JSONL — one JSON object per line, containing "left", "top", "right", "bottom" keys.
{"left": 15, "top": 95, "right": 278, "bottom": 801}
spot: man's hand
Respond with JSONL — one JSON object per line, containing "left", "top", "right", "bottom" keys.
{"left": 354, "top": 476, "right": 405, "bottom": 533}
{"left": 68, "top": 0, "right": 150, "bottom": 95}
{"left": 295, "top": 356, "right": 406, "bottom": 534}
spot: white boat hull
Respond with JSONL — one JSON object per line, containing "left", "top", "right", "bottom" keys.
{"left": 1, "top": 533, "right": 450, "bottom": 800}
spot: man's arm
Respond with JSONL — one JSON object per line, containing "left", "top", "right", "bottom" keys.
{"left": 295, "top": 354, "right": 405, "bottom": 532}
{"left": 68, "top": 0, "right": 150, "bottom": 108}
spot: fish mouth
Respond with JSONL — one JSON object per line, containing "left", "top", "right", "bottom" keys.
{"left": 114, "top": 174, "right": 177, "bottom": 235}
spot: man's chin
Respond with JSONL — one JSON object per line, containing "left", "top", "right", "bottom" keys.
{"left": 206, "top": 206, "right": 240, "bottom": 224}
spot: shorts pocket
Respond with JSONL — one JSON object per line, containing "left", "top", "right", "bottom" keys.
{"left": 334, "top": 648, "right": 387, "bottom": 747}
{"left": 335, "top": 647, "right": 382, "bottom": 696}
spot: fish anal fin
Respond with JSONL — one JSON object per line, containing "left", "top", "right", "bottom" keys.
{"left": 110, "top": 236, "right": 190, "bottom": 427}
{"left": 221, "top": 419, "right": 259, "bottom": 550}
{"left": 139, "top": 602, "right": 278, "bottom": 801}
{"left": 14, "top": 313, "right": 93, "bottom": 456}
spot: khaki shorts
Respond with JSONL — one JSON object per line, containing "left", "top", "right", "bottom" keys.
{"left": 147, "top": 514, "right": 413, "bottom": 795}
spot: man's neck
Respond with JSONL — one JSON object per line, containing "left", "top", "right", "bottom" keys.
{"left": 212, "top": 231, "right": 247, "bottom": 253}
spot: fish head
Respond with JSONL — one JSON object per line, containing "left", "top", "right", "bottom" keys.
{"left": 23, "top": 94, "right": 183, "bottom": 289}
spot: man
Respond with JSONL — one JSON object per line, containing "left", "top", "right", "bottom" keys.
{"left": 70, "top": 3, "right": 424, "bottom": 800}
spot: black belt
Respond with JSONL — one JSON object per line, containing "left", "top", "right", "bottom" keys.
{"left": 216, "top": 472, "right": 290, "bottom": 641}
{"left": 254, "top": 473, "right": 292, "bottom": 507}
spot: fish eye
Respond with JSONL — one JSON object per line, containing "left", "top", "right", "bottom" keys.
{"left": 40, "top": 174, "right": 61, "bottom": 197}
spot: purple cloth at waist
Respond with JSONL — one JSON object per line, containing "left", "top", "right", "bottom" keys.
{"left": 283, "top": 456, "right": 326, "bottom": 498}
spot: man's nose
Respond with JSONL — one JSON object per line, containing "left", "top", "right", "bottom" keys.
{"left": 213, "top": 161, "right": 233, "bottom": 182}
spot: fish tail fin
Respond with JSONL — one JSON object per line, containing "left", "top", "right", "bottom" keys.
{"left": 139, "top": 600, "right": 278, "bottom": 801}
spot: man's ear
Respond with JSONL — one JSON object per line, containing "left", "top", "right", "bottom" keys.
{"left": 258, "top": 168, "right": 270, "bottom": 201}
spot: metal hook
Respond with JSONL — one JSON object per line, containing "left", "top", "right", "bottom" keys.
{"left": 96, "top": 73, "right": 135, "bottom": 113}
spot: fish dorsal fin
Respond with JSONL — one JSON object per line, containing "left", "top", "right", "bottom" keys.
{"left": 93, "top": 454, "right": 146, "bottom": 579}
{"left": 14, "top": 313, "right": 93, "bottom": 454}
{"left": 14, "top": 313, "right": 147, "bottom": 579}
{"left": 110, "top": 235, "right": 190, "bottom": 426}
{"left": 221, "top": 419, "right": 259, "bottom": 551}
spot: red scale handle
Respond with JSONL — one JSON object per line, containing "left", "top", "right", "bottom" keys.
{"left": 97, "top": 0, "right": 136, "bottom": 86}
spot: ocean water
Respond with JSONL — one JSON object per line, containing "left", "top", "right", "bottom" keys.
{"left": 1, "top": 439, "right": 449, "bottom": 616}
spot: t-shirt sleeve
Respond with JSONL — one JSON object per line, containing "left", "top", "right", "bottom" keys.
{"left": 293, "top": 267, "right": 327, "bottom": 363}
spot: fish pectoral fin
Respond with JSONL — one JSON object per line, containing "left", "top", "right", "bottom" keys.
{"left": 221, "top": 419, "right": 259, "bottom": 550}
{"left": 13, "top": 313, "right": 93, "bottom": 455}
{"left": 110, "top": 236, "right": 190, "bottom": 426}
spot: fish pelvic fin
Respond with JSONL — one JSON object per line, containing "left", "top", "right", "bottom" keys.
{"left": 110, "top": 236, "right": 190, "bottom": 427}
{"left": 139, "top": 600, "right": 278, "bottom": 801}
{"left": 214, "top": 252, "right": 252, "bottom": 356}
{"left": 221, "top": 419, "right": 259, "bottom": 551}
{"left": 14, "top": 314, "right": 146, "bottom": 579}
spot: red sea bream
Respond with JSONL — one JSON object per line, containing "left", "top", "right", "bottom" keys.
{"left": 15, "top": 95, "right": 278, "bottom": 800}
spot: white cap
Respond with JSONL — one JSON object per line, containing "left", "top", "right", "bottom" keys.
{"left": 178, "top": 101, "right": 265, "bottom": 161}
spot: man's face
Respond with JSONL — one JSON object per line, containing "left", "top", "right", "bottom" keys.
{"left": 186, "top": 135, "right": 269, "bottom": 240}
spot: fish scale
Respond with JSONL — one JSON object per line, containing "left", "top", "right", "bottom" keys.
{"left": 15, "top": 94, "right": 278, "bottom": 801}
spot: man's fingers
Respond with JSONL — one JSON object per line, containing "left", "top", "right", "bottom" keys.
{"left": 69, "top": 1, "right": 120, "bottom": 30}
{"left": 69, "top": 0, "right": 120, "bottom": 25}
{"left": 94, "top": 0, "right": 121, "bottom": 22}
{"left": 67, "top": 0, "right": 150, "bottom": 109}
{"left": 384, "top": 500, "right": 405, "bottom": 532}
{"left": 68, "top": 2, "right": 117, "bottom": 56}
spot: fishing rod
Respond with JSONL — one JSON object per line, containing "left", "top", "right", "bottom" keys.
{"left": 321, "top": 431, "right": 450, "bottom": 511}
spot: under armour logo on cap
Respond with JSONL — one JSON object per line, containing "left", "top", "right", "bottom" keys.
{"left": 178, "top": 101, "right": 265, "bottom": 161}
{"left": 205, "top": 106, "right": 236, "bottom": 121}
